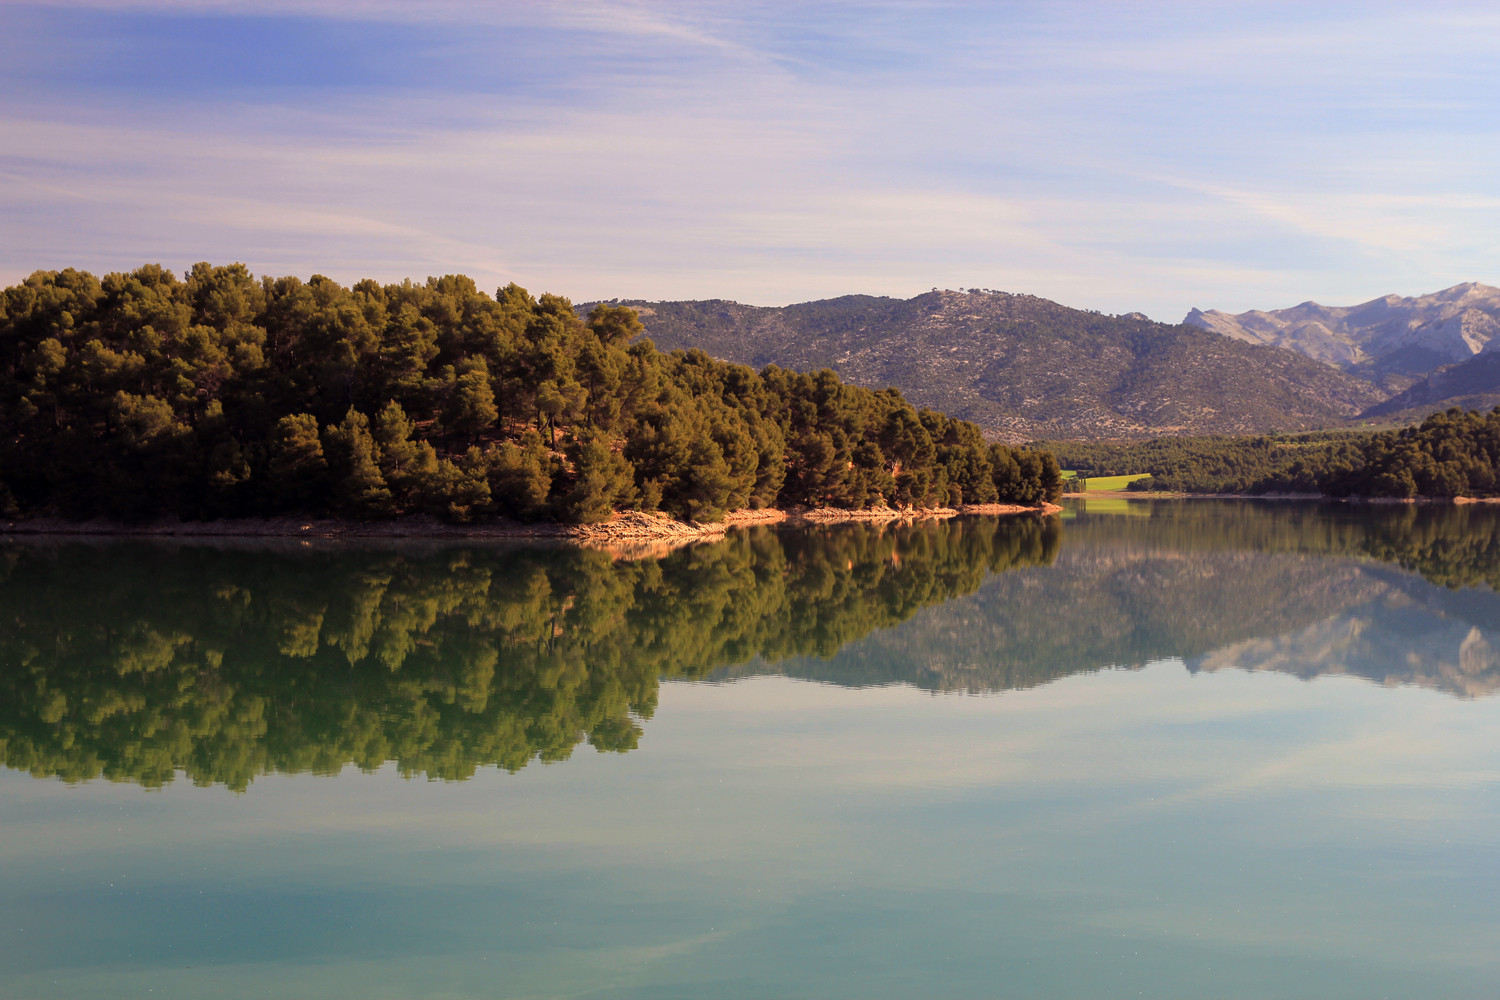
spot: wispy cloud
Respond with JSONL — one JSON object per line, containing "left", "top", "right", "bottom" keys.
{"left": 2, "top": 1, "right": 1498, "bottom": 317}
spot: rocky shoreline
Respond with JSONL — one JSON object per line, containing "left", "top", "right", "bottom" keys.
{"left": 0, "top": 502, "right": 1063, "bottom": 546}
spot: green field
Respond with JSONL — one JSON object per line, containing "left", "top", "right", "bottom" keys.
{"left": 1062, "top": 472, "right": 1152, "bottom": 491}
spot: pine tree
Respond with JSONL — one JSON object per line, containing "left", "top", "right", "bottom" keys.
{"left": 324, "top": 408, "right": 393, "bottom": 517}
{"left": 443, "top": 359, "right": 498, "bottom": 442}
{"left": 677, "top": 438, "right": 735, "bottom": 522}
{"left": 561, "top": 430, "right": 636, "bottom": 524}
{"left": 373, "top": 400, "right": 421, "bottom": 505}
{"left": 267, "top": 413, "right": 327, "bottom": 511}
{"left": 485, "top": 430, "right": 555, "bottom": 520}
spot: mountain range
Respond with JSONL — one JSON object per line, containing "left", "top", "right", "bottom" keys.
{"left": 1184, "top": 282, "right": 1500, "bottom": 385}
{"left": 614, "top": 283, "right": 1500, "bottom": 441}
{"left": 1359, "top": 351, "right": 1500, "bottom": 421}
{"left": 625, "top": 290, "right": 1383, "bottom": 441}
{"left": 1185, "top": 283, "right": 1500, "bottom": 427}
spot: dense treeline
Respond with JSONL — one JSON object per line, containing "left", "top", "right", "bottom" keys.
{"left": 0, "top": 265, "right": 1060, "bottom": 523}
{"left": 1323, "top": 408, "right": 1500, "bottom": 498}
{"left": 1041, "top": 429, "right": 1374, "bottom": 494}
{"left": 0, "top": 519, "right": 1059, "bottom": 789}
{"left": 1043, "top": 408, "right": 1500, "bottom": 498}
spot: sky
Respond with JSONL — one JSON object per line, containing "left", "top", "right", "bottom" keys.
{"left": 2, "top": 1, "right": 1499, "bottom": 320}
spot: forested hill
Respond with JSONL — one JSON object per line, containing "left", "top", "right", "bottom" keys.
{"left": 0, "top": 265, "right": 1060, "bottom": 524}
{"left": 617, "top": 289, "right": 1387, "bottom": 441}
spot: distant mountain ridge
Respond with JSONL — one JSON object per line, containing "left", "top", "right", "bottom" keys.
{"left": 1362, "top": 351, "right": 1500, "bottom": 421}
{"left": 622, "top": 289, "right": 1385, "bottom": 441}
{"left": 1185, "top": 282, "right": 1500, "bottom": 386}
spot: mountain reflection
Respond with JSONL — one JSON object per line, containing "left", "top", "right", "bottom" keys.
{"left": 743, "top": 503, "right": 1500, "bottom": 698}
{"left": 3, "top": 503, "right": 1499, "bottom": 789}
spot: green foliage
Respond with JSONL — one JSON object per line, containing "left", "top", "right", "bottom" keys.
{"left": 561, "top": 430, "right": 637, "bottom": 523}
{"left": 267, "top": 413, "right": 327, "bottom": 511}
{"left": 442, "top": 359, "right": 499, "bottom": 440}
{"left": 1324, "top": 408, "right": 1500, "bottom": 499}
{"left": 1042, "top": 408, "right": 1500, "bottom": 499}
{"left": 485, "top": 430, "right": 556, "bottom": 520}
{"left": 324, "top": 408, "right": 393, "bottom": 517}
{"left": 0, "top": 266, "right": 1060, "bottom": 523}
{"left": 1042, "top": 428, "right": 1378, "bottom": 494}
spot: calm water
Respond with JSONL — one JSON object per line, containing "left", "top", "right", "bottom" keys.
{"left": 2, "top": 501, "right": 1499, "bottom": 998}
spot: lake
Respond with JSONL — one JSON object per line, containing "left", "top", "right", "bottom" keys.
{"left": 2, "top": 500, "right": 1498, "bottom": 998}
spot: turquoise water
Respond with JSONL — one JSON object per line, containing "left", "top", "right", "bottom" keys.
{"left": 2, "top": 502, "right": 1498, "bottom": 998}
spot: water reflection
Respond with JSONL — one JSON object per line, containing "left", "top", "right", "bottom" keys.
{"left": 2, "top": 502, "right": 1498, "bottom": 788}
{"left": 0, "top": 518, "right": 1058, "bottom": 789}
{"left": 756, "top": 503, "right": 1500, "bottom": 698}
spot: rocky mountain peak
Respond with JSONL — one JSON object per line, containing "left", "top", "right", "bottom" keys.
{"left": 1184, "top": 283, "right": 1500, "bottom": 380}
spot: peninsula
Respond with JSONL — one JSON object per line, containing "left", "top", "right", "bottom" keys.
{"left": 0, "top": 265, "right": 1062, "bottom": 535}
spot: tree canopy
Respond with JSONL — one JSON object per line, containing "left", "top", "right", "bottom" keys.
{"left": 1323, "top": 408, "right": 1500, "bottom": 499}
{"left": 0, "top": 265, "right": 1061, "bottom": 523}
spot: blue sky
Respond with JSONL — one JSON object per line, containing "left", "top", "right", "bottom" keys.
{"left": 2, "top": 1, "right": 1498, "bottom": 319}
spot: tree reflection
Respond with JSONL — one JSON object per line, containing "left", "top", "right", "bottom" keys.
{"left": 3, "top": 503, "right": 1498, "bottom": 790}
{"left": 752, "top": 502, "right": 1500, "bottom": 697}
{"left": 0, "top": 518, "right": 1057, "bottom": 789}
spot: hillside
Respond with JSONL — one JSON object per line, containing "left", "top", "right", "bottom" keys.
{"left": 1361, "top": 351, "right": 1500, "bottom": 421}
{"left": 1185, "top": 282, "right": 1500, "bottom": 386}
{"left": 623, "top": 289, "right": 1386, "bottom": 441}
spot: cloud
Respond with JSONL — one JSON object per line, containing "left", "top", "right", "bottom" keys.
{"left": 2, "top": 2, "right": 1499, "bottom": 315}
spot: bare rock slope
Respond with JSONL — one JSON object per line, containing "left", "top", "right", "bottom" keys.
{"left": 1362, "top": 351, "right": 1500, "bottom": 421}
{"left": 1185, "top": 282, "right": 1500, "bottom": 385}
{"left": 626, "top": 289, "right": 1385, "bottom": 441}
